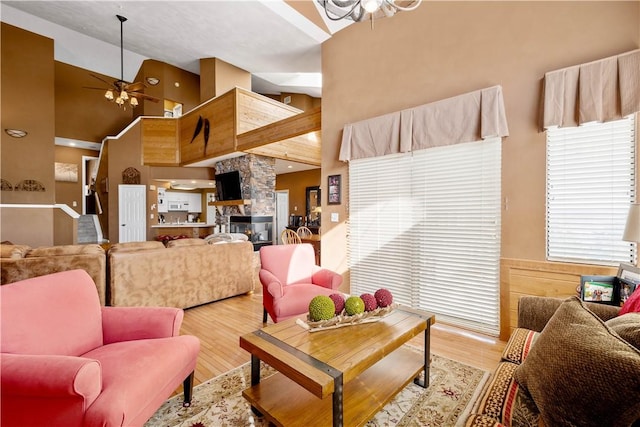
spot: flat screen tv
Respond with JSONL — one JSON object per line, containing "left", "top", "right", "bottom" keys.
{"left": 215, "top": 170, "right": 242, "bottom": 201}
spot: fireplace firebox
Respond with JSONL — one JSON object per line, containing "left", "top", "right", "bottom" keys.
{"left": 229, "top": 216, "right": 273, "bottom": 250}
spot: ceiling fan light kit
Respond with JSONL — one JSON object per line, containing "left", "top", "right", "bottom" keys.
{"left": 86, "top": 14, "right": 159, "bottom": 110}
{"left": 318, "top": 0, "right": 421, "bottom": 26}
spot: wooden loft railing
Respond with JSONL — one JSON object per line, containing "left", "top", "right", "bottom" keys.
{"left": 101, "top": 88, "right": 321, "bottom": 168}
{"left": 236, "top": 106, "right": 321, "bottom": 166}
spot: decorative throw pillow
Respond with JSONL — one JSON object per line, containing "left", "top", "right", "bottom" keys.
{"left": 513, "top": 297, "right": 640, "bottom": 427}
{"left": 28, "top": 244, "right": 104, "bottom": 257}
{"left": 620, "top": 285, "right": 640, "bottom": 315}
{"left": 0, "top": 244, "right": 30, "bottom": 258}
{"left": 108, "top": 241, "right": 165, "bottom": 253}
{"left": 166, "top": 238, "right": 207, "bottom": 248}
{"left": 606, "top": 313, "right": 640, "bottom": 349}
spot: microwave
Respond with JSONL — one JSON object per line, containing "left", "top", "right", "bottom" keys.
{"left": 168, "top": 202, "right": 188, "bottom": 211}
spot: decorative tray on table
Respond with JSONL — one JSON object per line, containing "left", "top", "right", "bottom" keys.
{"left": 296, "top": 304, "right": 397, "bottom": 332}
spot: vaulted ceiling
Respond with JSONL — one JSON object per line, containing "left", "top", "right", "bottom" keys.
{"left": 0, "top": 1, "right": 352, "bottom": 99}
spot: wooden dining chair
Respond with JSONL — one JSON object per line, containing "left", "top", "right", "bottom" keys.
{"left": 280, "top": 229, "right": 302, "bottom": 244}
{"left": 296, "top": 226, "right": 313, "bottom": 238}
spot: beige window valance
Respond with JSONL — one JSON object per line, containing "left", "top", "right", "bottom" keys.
{"left": 339, "top": 85, "right": 509, "bottom": 161}
{"left": 542, "top": 49, "right": 640, "bottom": 129}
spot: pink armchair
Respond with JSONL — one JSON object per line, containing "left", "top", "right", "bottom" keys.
{"left": 0, "top": 269, "right": 200, "bottom": 427}
{"left": 259, "top": 243, "right": 343, "bottom": 323}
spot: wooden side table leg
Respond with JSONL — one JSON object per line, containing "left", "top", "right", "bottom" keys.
{"left": 332, "top": 374, "right": 344, "bottom": 427}
{"left": 250, "top": 354, "right": 263, "bottom": 416}
{"left": 414, "top": 320, "right": 431, "bottom": 388}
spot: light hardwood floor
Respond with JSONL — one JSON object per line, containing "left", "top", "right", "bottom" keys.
{"left": 177, "top": 292, "right": 506, "bottom": 393}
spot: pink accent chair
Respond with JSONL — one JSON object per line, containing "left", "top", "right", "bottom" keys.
{"left": 259, "top": 243, "right": 343, "bottom": 323}
{"left": 0, "top": 269, "right": 200, "bottom": 427}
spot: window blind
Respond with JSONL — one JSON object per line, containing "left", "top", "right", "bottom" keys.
{"left": 546, "top": 116, "right": 636, "bottom": 265}
{"left": 349, "top": 153, "right": 416, "bottom": 307}
{"left": 349, "top": 138, "right": 501, "bottom": 335}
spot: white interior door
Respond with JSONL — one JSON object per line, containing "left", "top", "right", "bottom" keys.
{"left": 275, "top": 190, "right": 289, "bottom": 244}
{"left": 118, "top": 185, "right": 146, "bottom": 243}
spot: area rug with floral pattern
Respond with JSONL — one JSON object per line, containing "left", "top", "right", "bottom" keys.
{"left": 145, "top": 347, "right": 489, "bottom": 427}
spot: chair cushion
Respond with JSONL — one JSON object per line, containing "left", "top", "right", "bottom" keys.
{"left": 471, "top": 361, "right": 539, "bottom": 427}
{"left": 260, "top": 244, "right": 316, "bottom": 285}
{"left": 514, "top": 297, "right": 640, "bottom": 427}
{"left": 605, "top": 313, "right": 640, "bottom": 348}
{"left": 0, "top": 270, "right": 103, "bottom": 356}
{"left": 501, "top": 328, "right": 539, "bottom": 365}
{"left": 82, "top": 335, "right": 200, "bottom": 427}
{"left": 272, "top": 283, "right": 336, "bottom": 321}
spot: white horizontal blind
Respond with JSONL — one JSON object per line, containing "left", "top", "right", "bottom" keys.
{"left": 412, "top": 139, "right": 501, "bottom": 334}
{"left": 349, "top": 139, "right": 501, "bottom": 335}
{"left": 547, "top": 116, "right": 636, "bottom": 265}
{"left": 349, "top": 153, "right": 416, "bottom": 307}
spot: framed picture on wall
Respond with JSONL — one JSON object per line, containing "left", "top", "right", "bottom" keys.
{"left": 328, "top": 174, "right": 341, "bottom": 205}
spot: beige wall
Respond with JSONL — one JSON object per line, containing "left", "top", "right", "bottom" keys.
{"left": 54, "top": 146, "right": 100, "bottom": 215}
{"left": 55, "top": 62, "right": 133, "bottom": 142}
{"left": 199, "top": 57, "right": 252, "bottom": 103}
{"left": 276, "top": 169, "right": 321, "bottom": 218}
{"left": 134, "top": 59, "right": 201, "bottom": 118}
{"left": 279, "top": 93, "right": 321, "bottom": 111}
{"left": 320, "top": 2, "right": 640, "bottom": 288}
{"left": 1, "top": 23, "right": 56, "bottom": 245}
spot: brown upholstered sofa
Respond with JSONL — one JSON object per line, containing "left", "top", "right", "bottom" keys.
{"left": 0, "top": 243, "right": 107, "bottom": 305}
{"left": 107, "top": 239, "right": 255, "bottom": 308}
{"left": 464, "top": 296, "right": 640, "bottom": 427}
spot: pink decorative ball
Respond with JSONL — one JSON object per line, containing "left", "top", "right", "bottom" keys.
{"left": 329, "top": 293, "right": 345, "bottom": 315}
{"left": 374, "top": 288, "right": 393, "bottom": 307}
{"left": 360, "top": 293, "right": 378, "bottom": 311}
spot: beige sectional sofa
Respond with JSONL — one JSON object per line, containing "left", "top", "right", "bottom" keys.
{"left": 0, "top": 243, "right": 107, "bottom": 305}
{"left": 107, "top": 239, "right": 255, "bottom": 308}
{"left": 464, "top": 296, "right": 639, "bottom": 427}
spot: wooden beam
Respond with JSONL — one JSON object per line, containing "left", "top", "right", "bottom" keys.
{"left": 236, "top": 106, "right": 321, "bottom": 151}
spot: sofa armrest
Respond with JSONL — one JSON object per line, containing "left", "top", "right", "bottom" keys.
{"left": 311, "top": 267, "right": 343, "bottom": 290}
{"left": 1, "top": 353, "right": 101, "bottom": 401}
{"left": 518, "top": 296, "right": 621, "bottom": 331}
{"left": 259, "top": 269, "right": 284, "bottom": 299}
{"left": 101, "top": 306, "right": 184, "bottom": 344}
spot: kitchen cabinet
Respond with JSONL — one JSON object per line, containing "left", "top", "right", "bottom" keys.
{"left": 157, "top": 188, "right": 168, "bottom": 213}
{"left": 187, "top": 193, "right": 202, "bottom": 213}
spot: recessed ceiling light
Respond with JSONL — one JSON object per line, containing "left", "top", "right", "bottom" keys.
{"left": 287, "top": 165, "right": 293, "bottom": 169}
{"left": 5, "top": 129, "right": 27, "bottom": 138}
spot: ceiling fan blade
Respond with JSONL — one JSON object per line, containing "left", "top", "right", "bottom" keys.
{"left": 83, "top": 86, "right": 110, "bottom": 91}
{"left": 89, "top": 73, "right": 114, "bottom": 86}
{"left": 125, "top": 82, "right": 146, "bottom": 92}
{"left": 129, "top": 92, "right": 160, "bottom": 103}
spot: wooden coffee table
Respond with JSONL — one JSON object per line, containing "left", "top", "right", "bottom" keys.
{"left": 239, "top": 306, "right": 435, "bottom": 427}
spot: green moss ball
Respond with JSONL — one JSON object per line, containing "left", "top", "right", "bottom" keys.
{"left": 344, "top": 296, "right": 365, "bottom": 316}
{"left": 308, "top": 295, "right": 336, "bottom": 321}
